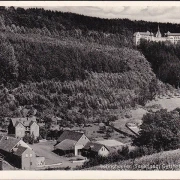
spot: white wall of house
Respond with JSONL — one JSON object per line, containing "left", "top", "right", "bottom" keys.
{"left": 15, "top": 123, "right": 25, "bottom": 138}
{"left": 30, "top": 122, "right": 39, "bottom": 138}
{"left": 75, "top": 134, "right": 90, "bottom": 156}
{"left": 98, "top": 146, "right": 109, "bottom": 157}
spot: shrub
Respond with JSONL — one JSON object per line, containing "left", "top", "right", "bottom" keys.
{"left": 133, "top": 109, "right": 180, "bottom": 152}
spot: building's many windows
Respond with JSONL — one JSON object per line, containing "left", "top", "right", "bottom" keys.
{"left": 134, "top": 27, "right": 180, "bottom": 45}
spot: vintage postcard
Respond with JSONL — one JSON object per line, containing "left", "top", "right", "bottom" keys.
{"left": 0, "top": 0, "right": 180, "bottom": 179}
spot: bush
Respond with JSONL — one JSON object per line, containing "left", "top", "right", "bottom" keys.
{"left": 133, "top": 109, "right": 180, "bottom": 152}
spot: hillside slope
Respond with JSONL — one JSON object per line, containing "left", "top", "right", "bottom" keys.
{"left": 87, "top": 148, "right": 180, "bottom": 170}
{"left": 0, "top": 6, "right": 174, "bottom": 128}
{"left": 0, "top": 30, "right": 168, "bottom": 124}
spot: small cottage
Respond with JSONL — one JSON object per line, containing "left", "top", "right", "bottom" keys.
{"left": 54, "top": 130, "right": 90, "bottom": 156}
{"left": 83, "top": 142, "right": 110, "bottom": 157}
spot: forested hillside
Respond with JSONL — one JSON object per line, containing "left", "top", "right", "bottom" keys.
{"left": 2, "top": 7, "right": 180, "bottom": 37}
{"left": 138, "top": 40, "right": 180, "bottom": 87}
{"left": 0, "top": 6, "right": 175, "bottom": 126}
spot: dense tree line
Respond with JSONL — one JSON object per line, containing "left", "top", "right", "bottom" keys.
{"left": 1, "top": 6, "right": 180, "bottom": 36}
{"left": 133, "top": 108, "right": 180, "bottom": 152}
{"left": 0, "top": 31, "right": 131, "bottom": 84}
{"left": 0, "top": 70, "right": 171, "bottom": 125}
{"left": 138, "top": 40, "right": 180, "bottom": 87}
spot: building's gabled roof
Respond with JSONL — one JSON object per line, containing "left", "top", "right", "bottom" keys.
{"left": 97, "top": 139, "right": 124, "bottom": 147}
{"left": 55, "top": 139, "right": 76, "bottom": 151}
{"left": 11, "top": 118, "right": 23, "bottom": 126}
{"left": 10, "top": 116, "right": 37, "bottom": 127}
{"left": 13, "top": 146, "right": 27, "bottom": 156}
{"left": 57, "top": 130, "right": 84, "bottom": 143}
{"left": 134, "top": 31, "right": 150, "bottom": 36}
{"left": 168, "top": 33, "right": 180, "bottom": 36}
{"left": 0, "top": 136, "right": 20, "bottom": 152}
{"left": 29, "top": 121, "right": 36, "bottom": 126}
{"left": 84, "top": 142, "right": 108, "bottom": 153}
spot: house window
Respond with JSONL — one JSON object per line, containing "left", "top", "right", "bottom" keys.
{"left": 30, "top": 154, "right": 32, "bottom": 157}
{"left": 25, "top": 154, "right": 28, "bottom": 157}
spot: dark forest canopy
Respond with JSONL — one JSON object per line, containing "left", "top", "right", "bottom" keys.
{"left": 1, "top": 6, "right": 180, "bottom": 35}
{"left": 138, "top": 39, "right": 180, "bottom": 87}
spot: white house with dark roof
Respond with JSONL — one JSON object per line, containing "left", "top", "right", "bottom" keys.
{"left": 83, "top": 142, "right": 110, "bottom": 157}
{"left": 8, "top": 116, "right": 39, "bottom": 139}
{"left": 54, "top": 130, "right": 90, "bottom": 156}
{"left": 0, "top": 135, "right": 37, "bottom": 169}
{"left": 97, "top": 139, "right": 125, "bottom": 153}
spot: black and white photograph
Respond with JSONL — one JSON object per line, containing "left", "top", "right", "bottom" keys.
{"left": 1, "top": 1, "right": 180, "bottom": 173}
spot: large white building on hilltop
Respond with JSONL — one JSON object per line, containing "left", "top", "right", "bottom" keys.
{"left": 133, "top": 26, "right": 180, "bottom": 45}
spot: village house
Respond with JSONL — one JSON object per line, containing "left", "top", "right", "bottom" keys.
{"left": 0, "top": 135, "right": 37, "bottom": 170}
{"left": 97, "top": 139, "right": 125, "bottom": 153}
{"left": 54, "top": 130, "right": 90, "bottom": 156}
{"left": 83, "top": 142, "right": 110, "bottom": 157}
{"left": 8, "top": 116, "right": 39, "bottom": 139}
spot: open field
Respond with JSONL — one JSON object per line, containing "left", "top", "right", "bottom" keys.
{"left": 146, "top": 96, "right": 180, "bottom": 111}
{"left": 105, "top": 95, "right": 180, "bottom": 144}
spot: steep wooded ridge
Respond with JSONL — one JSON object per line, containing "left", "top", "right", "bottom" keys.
{"left": 138, "top": 40, "right": 180, "bottom": 87}
{"left": 0, "top": 6, "right": 174, "bottom": 124}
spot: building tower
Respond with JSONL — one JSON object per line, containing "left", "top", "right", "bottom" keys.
{"left": 156, "top": 25, "right": 162, "bottom": 38}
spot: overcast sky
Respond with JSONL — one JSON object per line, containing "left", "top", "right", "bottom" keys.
{"left": 3, "top": 1, "right": 180, "bottom": 23}
{"left": 25, "top": 6, "right": 180, "bottom": 24}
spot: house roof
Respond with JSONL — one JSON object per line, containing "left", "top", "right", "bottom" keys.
{"left": 0, "top": 136, "right": 20, "bottom": 152}
{"left": 84, "top": 142, "right": 108, "bottom": 153}
{"left": 168, "top": 33, "right": 180, "bottom": 36}
{"left": 13, "top": 146, "right": 27, "bottom": 156}
{"left": 11, "top": 116, "right": 37, "bottom": 127}
{"left": 134, "top": 31, "right": 150, "bottom": 36}
{"left": 29, "top": 121, "right": 36, "bottom": 126}
{"left": 55, "top": 139, "right": 76, "bottom": 151}
{"left": 97, "top": 139, "right": 124, "bottom": 147}
{"left": 57, "top": 130, "right": 84, "bottom": 143}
